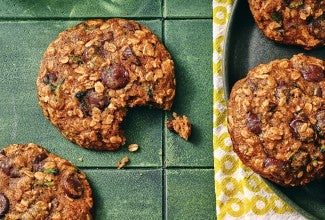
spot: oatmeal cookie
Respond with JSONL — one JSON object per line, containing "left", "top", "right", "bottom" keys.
{"left": 37, "top": 18, "right": 176, "bottom": 150}
{"left": 0, "top": 143, "right": 93, "bottom": 219}
{"left": 248, "top": 0, "right": 324, "bottom": 50}
{"left": 227, "top": 54, "right": 325, "bottom": 186}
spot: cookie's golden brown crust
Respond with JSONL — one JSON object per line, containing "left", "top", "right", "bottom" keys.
{"left": 0, "top": 143, "right": 93, "bottom": 219}
{"left": 227, "top": 54, "right": 325, "bottom": 186}
{"left": 248, "top": 0, "right": 324, "bottom": 50}
{"left": 37, "top": 19, "right": 176, "bottom": 150}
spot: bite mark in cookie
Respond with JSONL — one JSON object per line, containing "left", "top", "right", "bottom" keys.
{"left": 37, "top": 18, "right": 176, "bottom": 150}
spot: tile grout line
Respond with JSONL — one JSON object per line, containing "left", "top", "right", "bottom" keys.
{"left": 161, "top": 1, "right": 167, "bottom": 219}
{"left": 80, "top": 166, "right": 214, "bottom": 170}
{"left": 0, "top": 16, "right": 163, "bottom": 21}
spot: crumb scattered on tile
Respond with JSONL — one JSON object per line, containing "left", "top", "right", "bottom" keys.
{"left": 166, "top": 112, "right": 192, "bottom": 140}
{"left": 128, "top": 144, "right": 139, "bottom": 152}
{"left": 117, "top": 156, "right": 129, "bottom": 169}
{"left": 78, "top": 157, "right": 84, "bottom": 162}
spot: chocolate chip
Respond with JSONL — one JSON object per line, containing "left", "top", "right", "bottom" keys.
{"left": 43, "top": 72, "right": 58, "bottom": 85}
{"left": 75, "top": 89, "right": 108, "bottom": 116}
{"left": 263, "top": 158, "right": 284, "bottom": 170}
{"left": 82, "top": 46, "right": 98, "bottom": 63}
{"left": 1, "top": 158, "right": 19, "bottom": 178}
{"left": 87, "top": 90, "right": 108, "bottom": 110}
{"left": 123, "top": 47, "right": 133, "bottom": 57}
{"left": 101, "top": 64, "right": 129, "bottom": 89}
{"left": 62, "top": 172, "right": 84, "bottom": 199}
{"left": 123, "top": 22, "right": 139, "bottom": 32}
{"left": 1, "top": 158, "right": 10, "bottom": 175}
{"left": 275, "top": 82, "right": 291, "bottom": 102}
{"left": 0, "top": 193, "right": 9, "bottom": 216}
{"left": 308, "top": 19, "right": 324, "bottom": 39}
{"left": 122, "top": 47, "right": 141, "bottom": 66}
{"left": 300, "top": 64, "right": 324, "bottom": 82}
{"left": 32, "top": 152, "right": 48, "bottom": 164}
{"left": 246, "top": 112, "right": 262, "bottom": 135}
{"left": 290, "top": 114, "right": 315, "bottom": 142}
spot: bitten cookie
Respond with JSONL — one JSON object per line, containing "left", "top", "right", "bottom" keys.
{"left": 227, "top": 54, "right": 324, "bottom": 186}
{"left": 248, "top": 0, "right": 324, "bottom": 50}
{"left": 0, "top": 143, "right": 93, "bottom": 219}
{"left": 37, "top": 18, "right": 176, "bottom": 150}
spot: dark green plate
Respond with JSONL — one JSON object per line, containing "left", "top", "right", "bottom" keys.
{"left": 223, "top": 0, "right": 325, "bottom": 219}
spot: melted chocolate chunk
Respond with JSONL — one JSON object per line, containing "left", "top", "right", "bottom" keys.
{"left": 82, "top": 46, "right": 98, "bottom": 63}
{"left": 101, "top": 64, "right": 130, "bottom": 89}
{"left": 43, "top": 72, "right": 58, "bottom": 85}
{"left": 0, "top": 193, "right": 9, "bottom": 216}
{"left": 263, "top": 157, "right": 285, "bottom": 170}
{"left": 122, "top": 47, "right": 141, "bottom": 66}
{"left": 275, "top": 82, "right": 291, "bottom": 102}
{"left": 75, "top": 89, "right": 109, "bottom": 116}
{"left": 290, "top": 114, "right": 315, "bottom": 142}
{"left": 246, "top": 112, "right": 262, "bottom": 135}
{"left": 32, "top": 152, "right": 48, "bottom": 164}
{"left": 1, "top": 158, "right": 19, "bottom": 178}
{"left": 62, "top": 172, "right": 84, "bottom": 199}
{"left": 308, "top": 18, "right": 325, "bottom": 39}
{"left": 300, "top": 64, "right": 324, "bottom": 82}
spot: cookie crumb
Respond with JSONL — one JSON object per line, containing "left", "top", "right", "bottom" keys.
{"left": 166, "top": 112, "right": 192, "bottom": 140}
{"left": 78, "top": 157, "right": 84, "bottom": 162}
{"left": 128, "top": 144, "right": 139, "bottom": 152}
{"left": 117, "top": 156, "right": 129, "bottom": 169}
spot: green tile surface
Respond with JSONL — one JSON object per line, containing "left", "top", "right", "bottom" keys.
{"left": 166, "top": 169, "right": 215, "bottom": 220}
{"left": 85, "top": 169, "right": 162, "bottom": 219}
{"left": 0, "top": 0, "right": 162, "bottom": 18}
{"left": 165, "top": 19, "right": 213, "bottom": 167}
{"left": 164, "top": 0, "right": 212, "bottom": 18}
{"left": 0, "top": 1, "right": 214, "bottom": 219}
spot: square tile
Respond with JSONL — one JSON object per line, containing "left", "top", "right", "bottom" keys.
{"left": 85, "top": 169, "right": 163, "bottom": 219}
{"left": 0, "top": 20, "right": 164, "bottom": 167}
{"left": 166, "top": 169, "right": 216, "bottom": 219}
{"left": 164, "top": 0, "right": 212, "bottom": 18}
{"left": 0, "top": 0, "right": 162, "bottom": 18}
{"left": 164, "top": 19, "right": 213, "bottom": 167}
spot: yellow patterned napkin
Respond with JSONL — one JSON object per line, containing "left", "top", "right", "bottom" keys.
{"left": 213, "top": 0, "right": 305, "bottom": 219}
